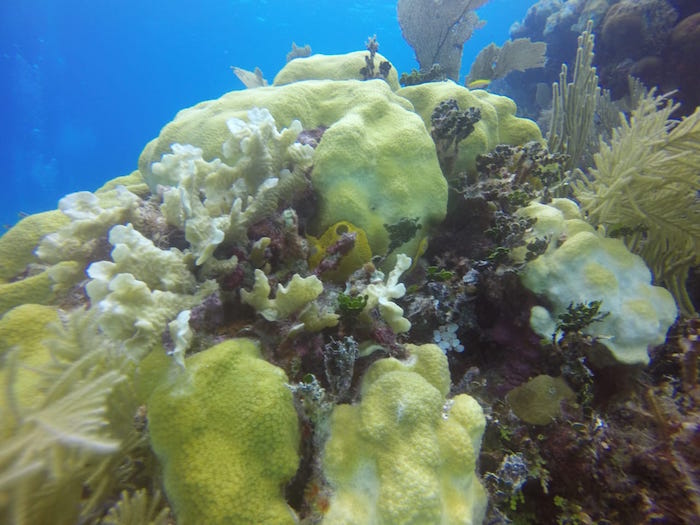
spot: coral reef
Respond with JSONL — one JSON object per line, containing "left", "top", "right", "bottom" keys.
{"left": 398, "top": 81, "right": 543, "bottom": 181}
{"left": 507, "top": 0, "right": 700, "bottom": 117}
{"left": 1, "top": 38, "right": 696, "bottom": 525}
{"left": 139, "top": 76, "right": 446, "bottom": 265}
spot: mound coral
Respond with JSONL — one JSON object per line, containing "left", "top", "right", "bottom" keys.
{"left": 147, "top": 339, "right": 300, "bottom": 524}
{"left": 517, "top": 199, "right": 678, "bottom": 365}
{"left": 322, "top": 343, "right": 487, "bottom": 524}
{"left": 398, "top": 80, "right": 543, "bottom": 180}
{"left": 273, "top": 50, "right": 400, "bottom": 90}
{"left": 139, "top": 78, "right": 447, "bottom": 264}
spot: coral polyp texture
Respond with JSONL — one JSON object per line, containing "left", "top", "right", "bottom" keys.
{"left": 148, "top": 339, "right": 299, "bottom": 525}
{"left": 273, "top": 50, "right": 401, "bottom": 90}
{"left": 147, "top": 339, "right": 300, "bottom": 525}
{"left": 322, "top": 343, "right": 487, "bottom": 524}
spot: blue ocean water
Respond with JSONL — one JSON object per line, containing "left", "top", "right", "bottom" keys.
{"left": 0, "top": 0, "right": 533, "bottom": 233}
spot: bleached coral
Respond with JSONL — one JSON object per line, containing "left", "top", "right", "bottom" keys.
{"left": 518, "top": 199, "right": 678, "bottom": 365}
{"left": 362, "top": 253, "right": 412, "bottom": 333}
{"left": 147, "top": 108, "right": 313, "bottom": 265}
{"left": 241, "top": 270, "right": 338, "bottom": 332}
{"left": 85, "top": 224, "right": 216, "bottom": 357}
{"left": 36, "top": 187, "right": 141, "bottom": 265}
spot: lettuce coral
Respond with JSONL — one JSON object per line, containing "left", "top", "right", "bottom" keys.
{"left": 361, "top": 253, "right": 413, "bottom": 333}
{"left": 240, "top": 269, "right": 338, "bottom": 332}
{"left": 85, "top": 223, "right": 216, "bottom": 358}
{"left": 148, "top": 108, "right": 313, "bottom": 266}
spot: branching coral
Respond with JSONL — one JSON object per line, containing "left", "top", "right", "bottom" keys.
{"left": 397, "top": 0, "right": 490, "bottom": 81}
{"left": 240, "top": 270, "right": 339, "bottom": 333}
{"left": 149, "top": 108, "right": 313, "bottom": 266}
{"left": 85, "top": 223, "right": 217, "bottom": 358}
{"left": 36, "top": 188, "right": 141, "bottom": 266}
{"left": 573, "top": 90, "right": 700, "bottom": 316}
{"left": 361, "top": 253, "right": 413, "bottom": 333}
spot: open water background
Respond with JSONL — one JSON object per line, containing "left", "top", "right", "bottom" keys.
{"left": 0, "top": 0, "right": 533, "bottom": 232}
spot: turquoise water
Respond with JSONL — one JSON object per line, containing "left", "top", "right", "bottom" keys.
{"left": 0, "top": 0, "right": 532, "bottom": 232}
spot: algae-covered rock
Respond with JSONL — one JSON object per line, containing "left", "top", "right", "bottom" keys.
{"left": 147, "top": 338, "right": 300, "bottom": 525}
{"left": 138, "top": 77, "right": 447, "bottom": 263}
{"left": 322, "top": 343, "right": 487, "bottom": 524}
{"left": 506, "top": 374, "right": 576, "bottom": 426}
{"left": 398, "top": 80, "right": 543, "bottom": 180}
